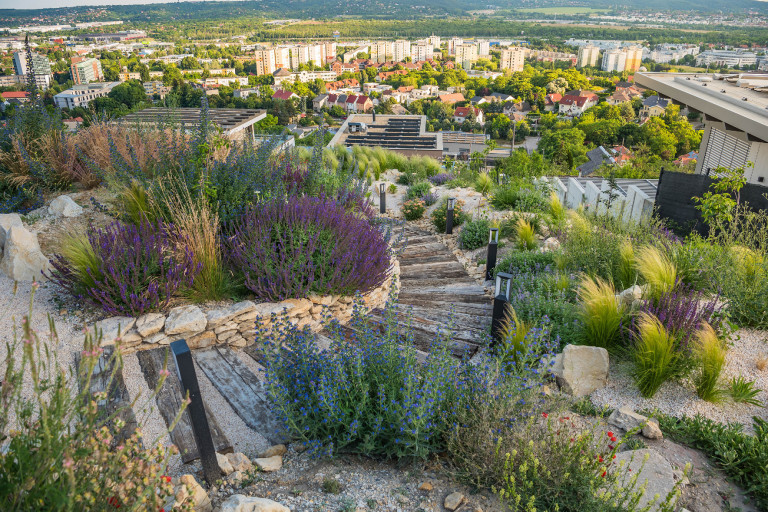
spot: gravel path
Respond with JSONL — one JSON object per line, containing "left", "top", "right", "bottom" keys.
{"left": 590, "top": 329, "right": 768, "bottom": 431}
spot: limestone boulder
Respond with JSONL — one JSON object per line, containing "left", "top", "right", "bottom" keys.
{"left": 0, "top": 226, "right": 49, "bottom": 281}
{"left": 219, "top": 495, "right": 290, "bottom": 512}
{"left": 94, "top": 316, "right": 137, "bottom": 346}
{"left": 227, "top": 452, "right": 253, "bottom": 473}
{"left": 173, "top": 474, "right": 212, "bottom": 512}
{"left": 254, "top": 455, "right": 282, "bottom": 472}
{"left": 206, "top": 301, "right": 257, "bottom": 329}
{"left": 542, "top": 237, "right": 561, "bottom": 252}
{"left": 612, "top": 449, "right": 680, "bottom": 512}
{"left": 135, "top": 313, "right": 165, "bottom": 337}
{"left": 48, "top": 195, "right": 83, "bottom": 217}
{"left": 217, "top": 452, "right": 235, "bottom": 475}
{"left": 551, "top": 344, "right": 609, "bottom": 397}
{"left": 0, "top": 213, "right": 23, "bottom": 250}
{"left": 618, "top": 285, "right": 644, "bottom": 307}
{"left": 608, "top": 407, "right": 663, "bottom": 439}
{"left": 258, "top": 444, "right": 287, "bottom": 459}
{"left": 165, "top": 305, "right": 207, "bottom": 335}
{"left": 188, "top": 330, "right": 216, "bottom": 349}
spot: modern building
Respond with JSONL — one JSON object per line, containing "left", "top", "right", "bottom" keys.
{"left": 602, "top": 49, "right": 628, "bottom": 72}
{"left": 635, "top": 72, "right": 768, "bottom": 183}
{"left": 117, "top": 108, "right": 267, "bottom": 141}
{"left": 696, "top": 50, "right": 758, "bottom": 69}
{"left": 412, "top": 43, "right": 434, "bottom": 63}
{"left": 143, "top": 81, "right": 170, "bottom": 99}
{"left": 71, "top": 57, "right": 104, "bottom": 84}
{"left": 577, "top": 46, "right": 600, "bottom": 68}
{"left": 13, "top": 51, "right": 52, "bottom": 88}
{"left": 478, "top": 39, "right": 491, "bottom": 57}
{"left": 454, "top": 43, "right": 478, "bottom": 71}
{"left": 53, "top": 82, "right": 121, "bottom": 109}
{"left": 500, "top": 47, "right": 526, "bottom": 73}
{"left": 329, "top": 114, "right": 443, "bottom": 158}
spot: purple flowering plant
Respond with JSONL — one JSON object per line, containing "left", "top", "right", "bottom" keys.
{"left": 259, "top": 294, "right": 551, "bottom": 459}
{"left": 227, "top": 195, "right": 390, "bottom": 302}
{"left": 429, "top": 173, "right": 454, "bottom": 186}
{"left": 49, "top": 219, "right": 200, "bottom": 316}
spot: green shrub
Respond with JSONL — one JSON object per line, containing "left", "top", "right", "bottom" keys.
{"left": 692, "top": 323, "right": 726, "bottom": 402}
{"left": 405, "top": 181, "right": 432, "bottom": 201}
{"left": 474, "top": 172, "right": 493, "bottom": 196}
{"left": 727, "top": 376, "right": 763, "bottom": 406}
{"left": 501, "top": 212, "right": 542, "bottom": 240}
{"left": 545, "top": 192, "right": 567, "bottom": 232}
{"left": 576, "top": 275, "right": 624, "bottom": 349}
{"left": 615, "top": 240, "right": 637, "bottom": 290}
{"left": 432, "top": 198, "right": 468, "bottom": 232}
{"left": 459, "top": 219, "right": 492, "bottom": 250}
{"left": 0, "top": 296, "right": 180, "bottom": 511}
{"left": 632, "top": 312, "right": 681, "bottom": 398}
{"left": 402, "top": 198, "right": 426, "bottom": 221}
{"left": 654, "top": 413, "right": 768, "bottom": 509}
{"left": 635, "top": 245, "right": 677, "bottom": 301}
{"left": 490, "top": 182, "right": 547, "bottom": 212}
{"left": 515, "top": 218, "right": 537, "bottom": 251}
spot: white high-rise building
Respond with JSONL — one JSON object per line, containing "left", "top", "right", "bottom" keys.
{"left": 478, "top": 39, "right": 491, "bottom": 57}
{"left": 500, "top": 47, "right": 526, "bottom": 72}
{"left": 412, "top": 43, "right": 434, "bottom": 62}
{"left": 454, "top": 43, "right": 478, "bottom": 70}
{"left": 370, "top": 41, "right": 391, "bottom": 63}
{"left": 427, "top": 35, "right": 441, "bottom": 49}
{"left": 448, "top": 37, "right": 464, "bottom": 55}
{"left": 602, "top": 49, "right": 628, "bottom": 72}
{"left": 577, "top": 45, "right": 600, "bottom": 68}
{"left": 392, "top": 40, "right": 411, "bottom": 62}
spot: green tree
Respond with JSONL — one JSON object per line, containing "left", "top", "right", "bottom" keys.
{"left": 538, "top": 127, "right": 587, "bottom": 170}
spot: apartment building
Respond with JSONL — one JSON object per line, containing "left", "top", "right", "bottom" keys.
{"left": 696, "top": 50, "right": 758, "bottom": 68}
{"left": 602, "top": 49, "right": 628, "bottom": 72}
{"left": 370, "top": 40, "right": 411, "bottom": 64}
{"left": 454, "top": 43, "right": 478, "bottom": 70}
{"left": 54, "top": 82, "right": 120, "bottom": 109}
{"left": 144, "top": 81, "right": 170, "bottom": 98}
{"left": 577, "top": 45, "right": 600, "bottom": 68}
{"left": 13, "top": 51, "right": 52, "bottom": 88}
{"left": 529, "top": 50, "right": 577, "bottom": 66}
{"left": 342, "top": 45, "right": 369, "bottom": 63}
{"left": 624, "top": 47, "right": 643, "bottom": 72}
{"left": 500, "top": 47, "right": 526, "bottom": 72}
{"left": 478, "top": 40, "right": 491, "bottom": 57}
{"left": 71, "top": 57, "right": 104, "bottom": 84}
{"left": 412, "top": 43, "right": 434, "bottom": 62}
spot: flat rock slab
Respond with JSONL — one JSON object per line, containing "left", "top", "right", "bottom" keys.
{"left": 613, "top": 449, "right": 679, "bottom": 512}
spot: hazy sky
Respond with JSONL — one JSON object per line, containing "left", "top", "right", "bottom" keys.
{"left": 0, "top": 0, "right": 199, "bottom": 10}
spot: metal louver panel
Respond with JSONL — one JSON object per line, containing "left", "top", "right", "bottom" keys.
{"left": 703, "top": 127, "right": 750, "bottom": 176}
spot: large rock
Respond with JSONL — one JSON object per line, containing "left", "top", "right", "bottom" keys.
{"left": 0, "top": 226, "right": 49, "bottom": 281}
{"left": 254, "top": 455, "right": 282, "bottom": 472}
{"left": 165, "top": 305, "right": 207, "bottom": 335}
{"left": 618, "top": 285, "right": 643, "bottom": 307}
{"left": 551, "top": 344, "right": 609, "bottom": 397}
{"left": 219, "top": 495, "right": 290, "bottom": 512}
{"left": 48, "top": 195, "right": 83, "bottom": 217}
{"left": 608, "top": 407, "right": 663, "bottom": 439}
{"left": 0, "top": 213, "right": 23, "bottom": 250}
{"left": 227, "top": 452, "right": 253, "bottom": 473}
{"left": 94, "top": 316, "right": 136, "bottom": 346}
{"left": 217, "top": 452, "right": 235, "bottom": 475}
{"left": 135, "top": 312, "right": 165, "bottom": 337}
{"left": 612, "top": 449, "right": 680, "bottom": 512}
{"left": 173, "top": 474, "right": 212, "bottom": 512}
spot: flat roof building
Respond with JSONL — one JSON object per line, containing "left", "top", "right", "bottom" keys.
{"left": 117, "top": 108, "right": 267, "bottom": 141}
{"left": 635, "top": 72, "right": 768, "bottom": 184}
{"left": 329, "top": 114, "right": 443, "bottom": 158}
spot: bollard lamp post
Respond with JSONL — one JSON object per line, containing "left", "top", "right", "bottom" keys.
{"left": 446, "top": 197, "right": 456, "bottom": 234}
{"left": 491, "top": 272, "right": 513, "bottom": 348}
{"left": 485, "top": 227, "right": 499, "bottom": 281}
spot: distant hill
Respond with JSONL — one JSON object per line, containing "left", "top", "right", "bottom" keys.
{"left": 1, "top": 0, "right": 767, "bottom": 26}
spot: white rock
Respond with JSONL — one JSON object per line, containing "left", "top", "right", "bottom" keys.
{"left": 612, "top": 449, "right": 679, "bottom": 512}
{"left": 254, "top": 455, "right": 282, "bottom": 472}
{"left": 618, "top": 285, "right": 643, "bottom": 307}
{"left": 174, "top": 474, "right": 212, "bottom": 512}
{"left": 551, "top": 344, "right": 609, "bottom": 397}
{"left": 542, "top": 237, "right": 560, "bottom": 252}
{"left": 188, "top": 331, "right": 216, "bottom": 349}
{"left": 144, "top": 332, "right": 168, "bottom": 344}
{"left": 48, "top": 195, "right": 83, "bottom": 217}
{"left": 227, "top": 452, "right": 253, "bottom": 472}
{"left": 94, "top": 316, "right": 136, "bottom": 346}
{"left": 135, "top": 312, "right": 165, "bottom": 337}
{"left": 0, "top": 226, "right": 49, "bottom": 281}
{"left": 206, "top": 301, "right": 257, "bottom": 329}
{"left": 217, "top": 452, "right": 235, "bottom": 475}
{"left": 444, "top": 492, "right": 465, "bottom": 511}
{"left": 0, "top": 213, "right": 23, "bottom": 250}
{"left": 165, "top": 305, "right": 207, "bottom": 335}
{"left": 258, "top": 444, "right": 287, "bottom": 458}
{"left": 219, "top": 495, "right": 290, "bottom": 512}
{"left": 642, "top": 420, "right": 664, "bottom": 440}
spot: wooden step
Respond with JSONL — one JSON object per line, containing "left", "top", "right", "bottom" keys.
{"left": 137, "top": 347, "right": 232, "bottom": 463}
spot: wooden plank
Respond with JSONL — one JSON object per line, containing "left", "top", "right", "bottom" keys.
{"left": 137, "top": 347, "right": 232, "bottom": 463}
{"left": 76, "top": 346, "right": 137, "bottom": 442}
{"left": 194, "top": 347, "right": 286, "bottom": 445}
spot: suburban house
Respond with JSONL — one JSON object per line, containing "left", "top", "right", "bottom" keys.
{"left": 272, "top": 90, "right": 299, "bottom": 101}
{"left": 438, "top": 92, "right": 465, "bottom": 105}
{"left": 640, "top": 95, "right": 671, "bottom": 119}
{"left": 326, "top": 93, "right": 373, "bottom": 113}
{"left": 1, "top": 91, "right": 29, "bottom": 106}
{"left": 332, "top": 61, "right": 359, "bottom": 75}
{"left": 453, "top": 106, "right": 484, "bottom": 125}
{"left": 313, "top": 93, "right": 329, "bottom": 112}
{"left": 543, "top": 93, "right": 562, "bottom": 112}
{"left": 272, "top": 68, "right": 293, "bottom": 86}
{"left": 376, "top": 70, "right": 408, "bottom": 82}
{"left": 674, "top": 150, "right": 698, "bottom": 167}
{"left": 558, "top": 90, "right": 599, "bottom": 116}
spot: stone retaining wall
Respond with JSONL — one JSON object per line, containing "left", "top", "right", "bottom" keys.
{"left": 93, "top": 260, "right": 400, "bottom": 353}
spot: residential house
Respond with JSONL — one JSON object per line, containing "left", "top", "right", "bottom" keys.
{"left": 233, "top": 88, "right": 260, "bottom": 99}
{"left": 272, "top": 68, "right": 293, "bottom": 86}
{"left": 611, "top": 145, "right": 633, "bottom": 166}
{"left": 558, "top": 90, "right": 599, "bottom": 116}
{"left": 313, "top": 93, "right": 329, "bottom": 112}
{"left": 470, "top": 96, "right": 488, "bottom": 106}
{"left": 272, "top": 89, "right": 299, "bottom": 101}
{"left": 543, "top": 93, "right": 562, "bottom": 112}
{"left": 640, "top": 95, "right": 670, "bottom": 120}
{"left": 1, "top": 91, "right": 29, "bottom": 105}
{"left": 674, "top": 151, "right": 698, "bottom": 167}
{"left": 453, "top": 106, "right": 483, "bottom": 125}
{"left": 63, "top": 117, "right": 84, "bottom": 131}
{"left": 376, "top": 70, "right": 408, "bottom": 82}
{"left": 438, "top": 92, "right": 465, "bottom": 105}
{"left": 490, "top": 92, "right": 513, "bottom": 102}
{"left": 577, "top": 146, "right": 615, "bottom": 176}
{"left": 503, "top": 101, "right": 531, "bottom": 116}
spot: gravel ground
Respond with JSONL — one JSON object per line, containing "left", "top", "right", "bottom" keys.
{"left": 590, "top": 329, "right": 768, "bottom": 431}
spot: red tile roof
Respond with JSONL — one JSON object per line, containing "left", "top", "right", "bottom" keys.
{"left": 2, "top": 91, "right": 28, "bottom": 99}
{"left": 272, "top": 90, "right": 297, "bottom": 100}
{"left": 454, "top": 106, "right": 479, "bottom": 118}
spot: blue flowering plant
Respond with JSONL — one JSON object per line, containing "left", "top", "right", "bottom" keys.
{"left": 259, "top": 298, "right": 551, "bottom": 460}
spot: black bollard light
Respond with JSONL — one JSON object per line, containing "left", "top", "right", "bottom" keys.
{"left": 491, "top": 272, "right": 513, "bottom": 348}
{"left": 485, "top": 227, "right": 499, "bottom": 281}
{"left": 171, "top": 339, "right": 220, "bottom": 485}
{"left": 446, "top": 197, "right": 456, "bottom": 234}
{"left": 379, "top": 183, "right": 386, "bottom": 214}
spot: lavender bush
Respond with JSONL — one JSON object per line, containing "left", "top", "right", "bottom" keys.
{"left": 634, "top": 286, "right": 723, "bottom": 353}
{"left": 429, "top": 173, "right": 454, "bottom": 186}
{"left": 260, "top": 299, "right": 549, "bottom": 459}
{"left": 227, "top": 196, "right": 390, "bottom": 301}
{"left": 49, "top": 220, "right": 199, "bottom": 316}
